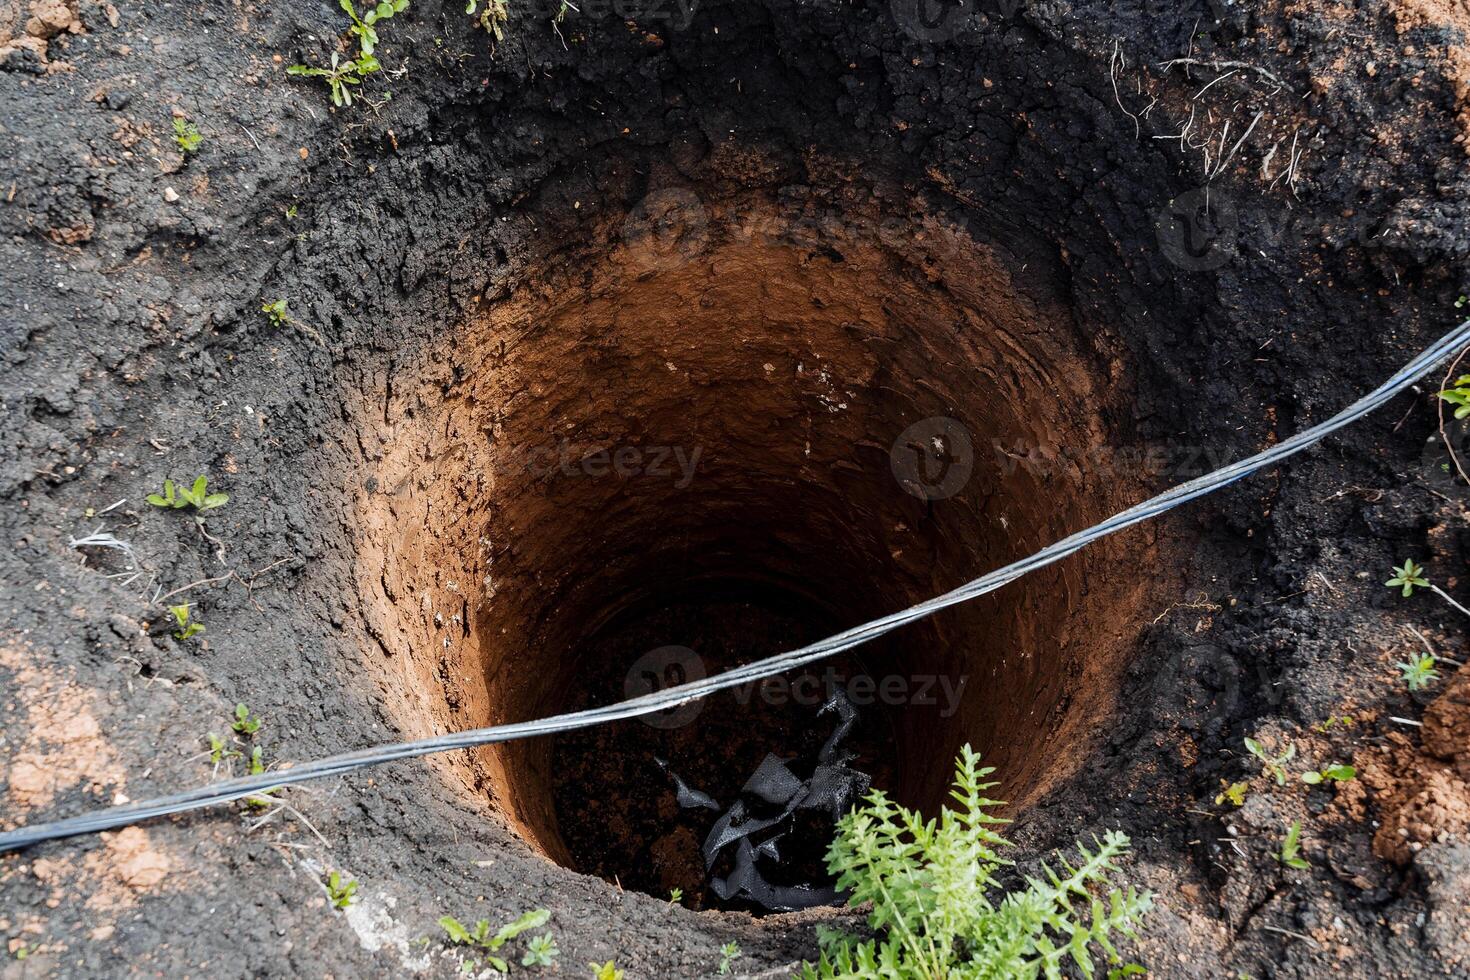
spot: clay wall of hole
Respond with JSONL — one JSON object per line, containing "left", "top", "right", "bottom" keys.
{"left": 346, "top": 185, "right": 1162, "bottom": 862}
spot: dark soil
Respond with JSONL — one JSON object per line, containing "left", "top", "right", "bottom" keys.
{"left": 2, "top": 0, "right": 1469, "bottom": 978}
{"left": 549, "top": 589, "right": 897, "bottom": 908}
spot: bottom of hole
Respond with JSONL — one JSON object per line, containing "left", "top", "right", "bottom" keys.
{"left": 549, "top": 584, "right": 899, "bottom": 911}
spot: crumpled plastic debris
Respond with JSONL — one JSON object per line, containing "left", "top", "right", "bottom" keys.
{"left": 659, "top": 688, "right": 871, "bottom": 911}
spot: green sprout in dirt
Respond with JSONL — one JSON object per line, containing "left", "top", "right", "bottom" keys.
{"left": 802, "top": 745, "right": 1151, "bottom": 980}
{"left": 245, "top": 745, "right": 278, "bottom": 808}
{"left": 169, "top": 603, "right": 204, "bottom": 640}
{"left": 287, "top": 52, "right": 373, "bottom": 107}
{"left": 1385, "top": 559, "right": 1430, "bottom": 597}
{"left": 667, "top": 887, "right": 682, "bottom": 905}
{"left": 589, "top": 963, "right": 624, "bottom": 980}
{"left": 1397, "top": 653, "right": 1440, "bottom": 692}
{"left": 522, "top": 933, "right": 559, "bottom": 968}
{"left": 206, "top": 732, "right": 240, "bottom": 766}
{"left": 466, "top": 0, "right": 508, "bottom": 41}
{"left": 1385, "top": 558, "right": 1470, "bottom": 617}
{"left": 326, "top": 870, "right": 358, "bottom": 909}
{"left": 718, "top": 941, "right": 742, "bottom": 975}
{"left": 232, "top": 702, "right": 262, "bottom": 736}
{"left": 1438, "top": 375, "right": 1470, "bottom": 421}
{"left": 172, "top": 116, "right": 203, "bottom": 154}
{"left": 261, "top": 298, "right": 290, "bottom": 326}
{"left": 440, "top": 909, "right": 550, "bottom": 973}
{"left": 1215, "top": 780, "right": 1248, "bottom": 807}
{"left": 1243, "top": 736, "right": 1295, "bottom": 785}
{"left": 1302, "top": 763, "right": 1356, "bottom": 785}
{"left": 147, "top": 475, "right": 229, "bottom": 513}
{"left": 342, "top": 0, "right": 408, "bottom": 57}
{"left": 287, "top": 0, "right": 406, "bottom": 106}
{"left": 1313, "top": 714, "right": 1355, "bottom": 734}
{"left": 1274, "top": 821, "right": 1309, "bottom": 870}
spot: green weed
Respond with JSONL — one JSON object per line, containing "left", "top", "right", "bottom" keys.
{"left": 440, "top": 909, "right": 551, "bottom": 974}
{"left": 169, "top": 603, "right": 204, "bottom": 640}
{"left": 147, "top": 475, "right": 228, "bottom": 513}
{"left": 326, "top": 870, "right": 358, "bottom": 909}
{"left": 802, "top": 745, "right": 1150, "bottom": 979}
{"left": 1243, "top": 737, "right": 1295, "bottom": 785}
{"left": 1274, "top": 821, "right": 1309, "bottom": 870}
{"left": 172, "top": 116, "right": 203, "bottom": 154}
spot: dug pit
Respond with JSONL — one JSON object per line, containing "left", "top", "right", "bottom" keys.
{"left": 351, "top": 182, "right": 1167, "bottom": 906}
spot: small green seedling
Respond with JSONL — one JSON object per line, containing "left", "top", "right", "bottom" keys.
{"left": 342, "top": 0, "right": 408, "bottom": 58}
{"left": 589, "top": 963, "right": 625, "bottom": 980}
{"left": 1107, "top": 967, "right": 1147, "bottom": 980}
{"left": 1397, "top": 653, "right": 1440, "bottom": 692}
{"left": 326, "top": 870, "right": 358, "bottom": 909}
{"left": 1438, "top": 375, "right": 1470, "bottom": 420}
{"left": 206, "top": 732, "right": 240, "bottom": 765}
{"left": 1313, "top": 715, "right": 1355, "bottom": 734}
{"left": 466, "top": 0, "right": 508, "bottom": 40}
{"left": 288, "top": 53, "right": 371, "bottom": 107}
{"left": 173, "top": 116, "right": 203, "bottom": 154}
{"left": 1457, "top": 295, "right": 1468, "bottom": 309}
{"left": 147, "top": 475, "right": 228, "bottom": 512}
{"left": 1215, "top": 780, "right": 1248, "bottom": 807}
{"left": 232, "top": 702, "right": 262, "bottom": 736}
{"left": 1274, "top": 821, "right": 1309, "bottom": 870}
{"left": 440, "top": 909, "right": 551, "bottom": 973}
{"left": 169, "top": 603, "right": 204, "bottom": 640}
{"left": 261, "top": 298, "right": 290, "bottom": 326}
{"left": 1302, "top": 763, "right": 1355, "bottom": 785}
{"left": 285, "top": 204, "right": 299, "bottom": 219}
{"left": 245, "top": 745, "right": 277, "bottom": 808}
{"left": 1385, "top": 559, "right": 1430, "bottom": 597}
{"left": 668, "top": 887, "right": 682, "bottom": 905}
{"left": 1244, "top": 737, "right": 1295, "bottom": 785}
{"left": 522, "top": 933, "right": 559, "bottom": 968}
{"left": 718, "top": 941, "right": 742, "bottom": 975}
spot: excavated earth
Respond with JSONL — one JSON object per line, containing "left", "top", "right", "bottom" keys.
{"left": 1, "top": 0, "right": 1469, "bottom": 976}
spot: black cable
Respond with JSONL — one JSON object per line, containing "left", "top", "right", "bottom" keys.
{"left": 3, "top": 319, "right": 1467, "bottom": 853}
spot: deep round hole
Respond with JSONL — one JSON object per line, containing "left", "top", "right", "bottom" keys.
{"left": 354, "top": 183, "right": 1167, "bottom": 904}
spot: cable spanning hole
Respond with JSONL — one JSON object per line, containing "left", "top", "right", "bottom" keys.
{"left": 353, "top": 184, "right": 1165, "bottom": 906}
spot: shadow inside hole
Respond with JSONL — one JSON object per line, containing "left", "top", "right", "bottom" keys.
{"left": 548, "top": 580, "right": 900, "bottom": 909}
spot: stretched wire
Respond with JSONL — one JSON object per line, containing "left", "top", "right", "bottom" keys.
{"left": 3, "top": 319, "right": 1467, "bottom": 853}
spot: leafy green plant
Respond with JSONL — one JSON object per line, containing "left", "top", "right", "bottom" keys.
{"left": 342, "top": 0, "right": 407, "bottom": 57}
{"left": 440, "top": 909, "right": 551, "bottom": 973}
{"left": 1313, "top": 715, "right": 1355, "bottom": 734}
{"left": 287, "top": 54, "right": 367, "bottom": 107}
{"left": 232, "top": 702, "right": 262, "bottom": 736}
{"left": 1438, "top": 375, "right": 1470, "bottom": 421}
{"left": 287, "top": 0, "right": 406, "bottom": 106}
{"left": 718, "top": 941, "right": 741, "bottom": 975}
{"left": 1301, "top": 764, "right": 1355, "bottom": 785}
{"left": 1243, "top": 737, "right": 1295, "bottom": 785}
{"left": 245, "top": 744, "right": 278, "bottom": 808}
{"left": 206, "top": 732, "right": 240, "bottom": 765}
{"left": 522, "top": 933, "right": 559, "bottom": 968}
{"left": 1214, "top": 780, "right": 1248, "bottom": 807}
{"left": 326, "top": 870, "right": 358, "bottom": 909}
{"left": 1274, "top": 821, "right": 1309, "bottom": 870}
{"left": 589, "top": 963, "right": 624, "bottom": 980}
{"left": 466, "top": 0, "right": 508, "bottom": 40}
{"left": 668, "top": 887, "right": 683, "bottom": 905}
{"left": 169, "top": 603, "right": 204, "bottom": 640}
{"left": 1385, "top": 559, "right": 1430, "bottom": 597}
{"left": 147, "top": 475, "right": 229, "bottom": 512}
{"left": 802, "top": 745, "right": 1150, "bottom": 980}
{"left": 1397, "top": 653, "right": 1440, "bottom": 692}
{"left": 261, "top": 298, "right": 290, "bottom": 326}
{"left": 173, "top": 116, "right": 203, "bottom": 154}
